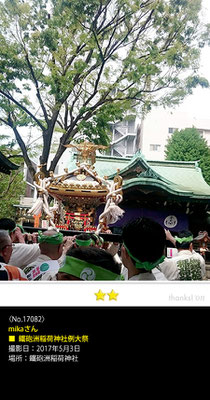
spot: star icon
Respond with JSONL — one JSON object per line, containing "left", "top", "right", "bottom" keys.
{"left": 107, "top": 289, "right": 119, "bottom": 301}
{"left": 95, "top": 289, "right": 106, "bottom": 301}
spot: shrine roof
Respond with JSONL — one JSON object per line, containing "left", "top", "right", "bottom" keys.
{"left": 67, "top": 151, "right": 210, "bottom": 201}
{"left": 111, "top": 152, "right": 210, "bottom": 200}
{"left": 94, "top": 155, "right": 130, "bottom": 176}
{"left": 67, "top": 152, "right": 130, "bottom": 176}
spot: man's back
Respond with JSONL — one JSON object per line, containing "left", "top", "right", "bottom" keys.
{"left": 9, "top": 243, "right": 40, "bottom": 269}
{"left": 159, "top": 250, "right": 206, "bottom": 280}
{"left": 23, "top": 254, "right": 60, "bottom": 281}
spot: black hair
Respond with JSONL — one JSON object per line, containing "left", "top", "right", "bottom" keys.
{"left": 90, "top": 233, "right": 103, "bottom": 246}
{"left": 0, "top": 229, "right": 11, "bottom": 252}
{"left": 0, "top": 218, "right": 16, "bottom": 232}
{"left": 90, "top": 233, "right": 98, "bottom": 244}
{"left": 175, "top": 230, "right": 193, "bottom": 250}
{"left": 122, "top": 217, "right": 166, "bottom": 264}
{"left": 66, "top": 246, "right": 121, "bottom": 275}
{"left": 75, "top": 233, "right": 91, "bottom": 241}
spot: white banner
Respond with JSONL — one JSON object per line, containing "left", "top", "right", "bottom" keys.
{"left": 0, "top": 281, "right": 209, "bottom": 307}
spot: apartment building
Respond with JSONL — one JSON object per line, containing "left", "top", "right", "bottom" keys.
{"left": 108, "top": 106, "right": 210, "bottom": 161}
{"left": 140, "top": 107, "right": 210, "bottom": 161}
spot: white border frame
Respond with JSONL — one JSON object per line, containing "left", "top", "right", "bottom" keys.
{"left": 1, "top": 281, "right": 209, "bottom": 307}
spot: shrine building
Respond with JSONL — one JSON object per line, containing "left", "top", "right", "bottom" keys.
{"left": 67, "top": 150, "right": 210, "bottom": 236}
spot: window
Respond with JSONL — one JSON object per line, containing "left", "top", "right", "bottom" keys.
{"left": 150, "top": 144, "right": 161, "bottom": 151}
{"left": 168, "top": 127, "right": 177, "bottom": 134}
{"left": 197, "top": 129, "right": 204, "bottom": 137}
{"left": 197, "top": 129, "right": 210, "bottom": 137}
{"left": 127, "top": 118, "right": 135, "bottom": 133}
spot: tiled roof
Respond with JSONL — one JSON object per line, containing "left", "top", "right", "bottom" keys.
{"left": 67, "top": 151, "right": 210, "bottom": 200}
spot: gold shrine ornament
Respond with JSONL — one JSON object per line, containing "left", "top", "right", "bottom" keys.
{"left": 64, "top": 141, "right": 108, "bottom": 164}
{"left": 76, "top": 173, "right": 87, "bottom": 181}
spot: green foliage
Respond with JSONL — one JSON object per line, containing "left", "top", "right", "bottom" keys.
{"left": 0, "top": 135, "right": 26, "bottom": 218}
{"left": 0, "top": 171, "right": 26, "bottom": 218}
{"left": 0, "top": 0, "right": 208, "bottom": 173}
{"left": 165, "top": 127, "right": 210, "bottom": 185}
{"left": 165, "top": 127, "right": 207, "bottom": 160}
{"left": 76, "top": 100, "right": 131, "bottom": 145}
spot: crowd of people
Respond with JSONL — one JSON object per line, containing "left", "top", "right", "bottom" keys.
{"left": 0, "top": 217, "right": 207, "bottom": 281}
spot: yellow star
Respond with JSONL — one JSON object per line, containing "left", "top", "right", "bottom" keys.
{"left": 95, "top": 289, "right": 106, "bottom": 301}
{"left": 107, "top": 289, "right": 119, "bottom": 301}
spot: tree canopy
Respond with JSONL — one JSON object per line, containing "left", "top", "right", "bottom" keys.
{"left": 0, "top": 0, "right": 208, "bottom": 178}
{"left": 165, "top": 127, "right": 210, "bottom": 185}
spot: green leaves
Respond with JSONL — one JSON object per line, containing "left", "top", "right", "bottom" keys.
{"left": 186, "top": 75, "right": 209, "bottom": 90}
{"left": 165, "top": 127, "right": 210, "bottom": 185}
{"left": 0, "top": 170, "right": 26, "bottom": 218}
{"left": 77, "top": 101, "right": 126, "bottom": 146}
{"left": 0, "top": 0, "right": 207, "bottom": 174}
{"left": 40, "top": 28, "right": 59, "bottom": 52}
{"left": 0, "top": 135, "right": 26, "bottom": 218}
{"left": 165, "top": 128, "right": 206, "bottom": 160}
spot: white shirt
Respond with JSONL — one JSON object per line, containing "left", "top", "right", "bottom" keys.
{"left": 23, "top": 254, "right": 60, "bottom": 281}
{"left": 152, "top": 267, "right": 168, "bottom": 281}
{"left": 121, "top": 264, "right": 167, "bottom": 280}
{"left": 159, "top": 250, "right": 206, "bottom": 280}
{"left": 9, "top": 243, "right": 65, "bottom": 270}
{"left": 129, "top": 272, "right": 156, "bottom": 281}
{"left": 9, "top": 243, "right": 40, "bottom": 269}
